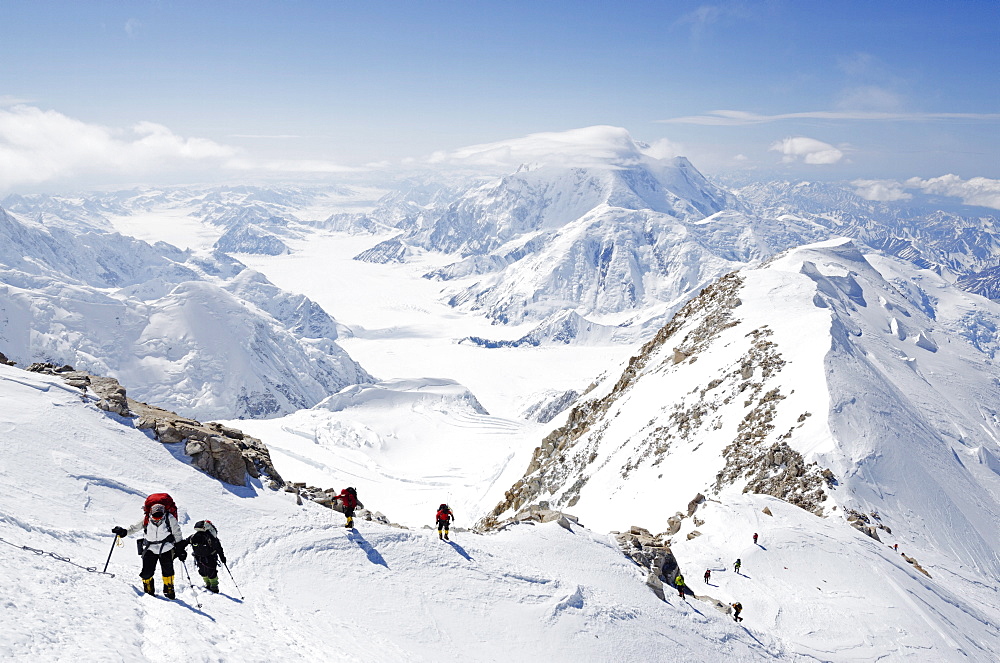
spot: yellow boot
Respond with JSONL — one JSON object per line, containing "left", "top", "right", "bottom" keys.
{"left": 141, "top": 577, "right": 155, "bottom": 595}
{"left": 162, "top": 575, "right": 176, "bottom": 600}
{"left": 346, "top": 516, "right": 354, "bottom": 529}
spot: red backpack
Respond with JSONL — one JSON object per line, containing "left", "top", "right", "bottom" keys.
{"left": 143, "top": 493, "right": 178, "bottom": 526}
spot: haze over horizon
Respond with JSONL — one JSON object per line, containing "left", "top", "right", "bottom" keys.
{"left": 1, "top": 1, "right": 998, "bottom": 204}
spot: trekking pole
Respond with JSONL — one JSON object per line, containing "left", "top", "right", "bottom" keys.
{"left": 179, "top": 559, "right": 202, "bottom": 609}
{"left": 222, "top": 560, "right": 244, "bottom": 600}
{"left": 102, "top": 535, "right": 121, "bottom": 574}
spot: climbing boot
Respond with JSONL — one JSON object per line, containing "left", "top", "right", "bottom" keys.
{"left": 141, "top": 577, "right": 155, "bottom": 595}
{"left": 162, "top": 575, "right": 176, "bottom": 600}
{"left": 207, "top": 577, "right": 220, "bottom": 594}
{"left": 438, "top": 531, "right": 443, "bottom": 540}
{"left": 444, "top": 532, "right": 450, "bottom": 541}
{"left": 345, "top": 517, "right": 354, "bottom": 529}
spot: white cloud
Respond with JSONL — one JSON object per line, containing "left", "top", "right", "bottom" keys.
{"left": 770, "top": 137, "right": 844, "bottom": 165}
{"left": 428, "top": 126, "right": 681, "bottom": 170}
{"left": 851, "top": 179, "right": 912, "bottom": 202}
{"left": 851, "top": 174, "right": 1000, "bottom": 210}
{"left": 0, "top": 105, "right": 355, "bottom": 190}
{"left": 659, "top": 109, "right": 1000, "bottom": 126}
{"left": 906, "top": 174, "right": 1000, "bottom": 209}
{"left": 0, "top": 106, "right": 236, "bottom": 188}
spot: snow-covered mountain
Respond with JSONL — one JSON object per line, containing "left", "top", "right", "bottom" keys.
{"left": 477, "top": 237, "right": 1000, "bottom": 656}
{"left": 0, "top": 206, "right": 372, "bottom": 420}
{"left": 355, "top": 155, "right": 833, "bottom": 343}
{"left": 736, "top": 179, "right": 1000, "bottom": 299}
{"left": 483, "top": 236, "right": 1000, "bottom": 540}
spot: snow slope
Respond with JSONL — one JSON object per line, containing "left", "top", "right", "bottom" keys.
{"left": 0, "top": 364, "right": 786, "bottom": 662}
{"left": 0, "top": 207, "right": 371, "bottom": 420}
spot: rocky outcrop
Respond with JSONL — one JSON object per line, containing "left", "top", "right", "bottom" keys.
{"left": 0, "top": 351, "right": 15, "bottom": 366}
{"left": 476, "top": 501, "right": 581, "bottom": 534}
{"left": 26, "top": 363, "right": 131, "bottom": 417}
{"left": 128, "top": 398, "right": 284, "bottom": 489}
{"left": 614, "top": 525, "right": 679, "bottom": 588}
{"left": 20, "top": 360, "right": 284, "bottom": 489}
{"left": 283, "top": 482, "right": 401, "bottom": 527}
{"left": 845, "top": 508, "right": 893, "bottom": 542}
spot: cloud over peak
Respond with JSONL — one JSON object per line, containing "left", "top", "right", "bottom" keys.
{"left": 428, "top": 126, "right": 683, "bottom": 170}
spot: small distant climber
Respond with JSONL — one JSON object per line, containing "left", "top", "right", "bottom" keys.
{"left": 112, "top": 493, "right": 184, "bottom": 599}
{"left": 734, "top": 558, "right": 742, "bottom": 574}
{"left": 732, "top": 602, "right": 743, "bottom": 622}
{"left": 675, "top": 574, "right": 686, "bottom": 599}
{"left": 703, "top": 569, "right": 711, "bottom": 583}
{"left": 753, "top": 532, "right": 759, "bottom": 545}
{"left": 893, "top": 543, "right": 898, "bottom": 551}
{"left": 436, "top": 503, "right": 454, "bottom": 540}
{"left": 334, "top": 487, "right": 362, "bottom": 528}
{"left": 181, "top": 520, "right": 227, "bottom": 594}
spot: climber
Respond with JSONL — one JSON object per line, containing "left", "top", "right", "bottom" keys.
{"left": 704, "top": 569, "right": 711, "bottom": 583}
{"left": 335, "top": 487, "right": 362, "bottom": 528}
{"left": 753, "top": 532, "right": 758, "bottom": 545}
{"left": 732, "top": 602, "right": 743, "bottom": 622}
{"left": 436, "top": 503, "right": 455, "bottom": 540}
{"left": 734, "top": 558, "right": 742, "bottom": 574}
{"left": 181, "top": 520, "right": 227, "bottom": 593}
{"left": 112, "top": 493, "right": 185, "bottom": 599}
{"left": 675, "top": 573, "right": 686, "bottom": 599}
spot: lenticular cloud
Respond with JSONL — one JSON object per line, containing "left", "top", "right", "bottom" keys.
{"left": 428, "top": 125, "right": 682, "bottom": 170}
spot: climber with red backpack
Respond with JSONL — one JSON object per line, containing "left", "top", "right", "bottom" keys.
{"left": 180, "top": 520, "right": 227, "bottom": 593}
{"left": 334, "top": 487, "right": 362, "bottom": 528}
{"left": 112, "top": 493, "right": 186, "bottom": 599}
{"left": 436, "top": 503, "right": 454, "bottom": 540}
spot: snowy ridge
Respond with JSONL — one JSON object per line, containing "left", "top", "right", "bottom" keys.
{"left": 477, "top": 238, "right": 1000, "bottom": 658}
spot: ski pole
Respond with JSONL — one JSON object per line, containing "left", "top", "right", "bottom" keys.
{"left": 179, "top": 558, "right": 202, "bottom": 609}
{"left": 102, "top": 535, "right": 121, "bottom": 574}
{"left": 222, "top": 560, "right": 244, "bottom": 600}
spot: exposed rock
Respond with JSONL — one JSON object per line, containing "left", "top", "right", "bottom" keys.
{"left": 0, "top": 351, "right": 15, "bottom": 366}
{"left": 476, "top": 274, "right": 746, "bottom": 530}
{"left": 902, "top": 553, "right": 931, "bottom": 577}
{"left": 686, "top": 492, "right": 706, "bottom": 516}
{"left": 762, "top": 506, "right": 773, "bottom": 516}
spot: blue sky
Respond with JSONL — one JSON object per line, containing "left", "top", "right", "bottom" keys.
{"left": 1, "top": 0, "right": 998, "bottom": 193}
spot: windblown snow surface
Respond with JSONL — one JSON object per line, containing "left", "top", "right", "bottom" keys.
{"left": 1, "top": 365, "right": 782, "bottom": 662}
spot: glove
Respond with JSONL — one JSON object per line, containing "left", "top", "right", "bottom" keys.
{"left": 219, "top": 554, "right": 227, "bottom": 565}
{"left": 112, "top": 526, "right": 127, "bottom": 538}
{"left": 174, "top": 547, "right": 187, "bottom": 561}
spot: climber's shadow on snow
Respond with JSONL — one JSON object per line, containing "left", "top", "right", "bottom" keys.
{"left": 446, "top": 540, "right": 473, "bottom": 561}
{"left": 130, "top": 586, "right": 216, "bottom": 620}
{"left": 347, "top": 530, "right": 388, "bottom": 567}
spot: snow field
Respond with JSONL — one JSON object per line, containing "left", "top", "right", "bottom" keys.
{"left": 671, "top": 494, "right": 1000, "bottom": 661}
{"left": 0, "top": 365, "right": 783, "bottom": 662}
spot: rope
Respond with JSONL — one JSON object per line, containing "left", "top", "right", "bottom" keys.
{"left": 0, "top": 535, "right": 116, "bottom": 578}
